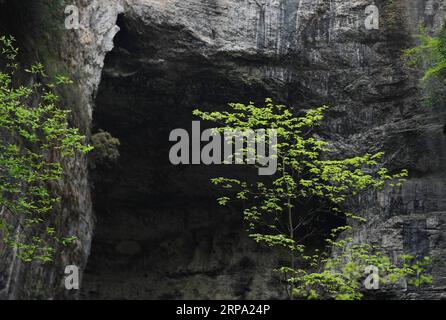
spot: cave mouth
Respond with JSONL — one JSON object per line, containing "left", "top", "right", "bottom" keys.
{"left": 81, "top": 14, "right": 342, "bottom": 300}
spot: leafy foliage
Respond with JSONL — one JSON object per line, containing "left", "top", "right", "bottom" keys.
{"left": 285, "top": 228, "right": 432, "bottom": 300}
{"left": 0, "top": 36, "right": 92, "bottom": 263}
{"left": 194, "top": 99, "right": 430, "bottom": 299}
{"left": 403, "top": 24, "right": 446, "bottom": 107}
{"left": 403, "top": 24, "right": 446, "bottom": 81}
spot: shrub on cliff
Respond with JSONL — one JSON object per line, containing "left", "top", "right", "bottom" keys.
{"left": 404, "top": 24, "right": 446, "bottom": 81}
{"left": 89, "top": 130, "right": 120, "bottom": 170}
{"left": 403, "top": 24, "right": 446, "bottom": 107}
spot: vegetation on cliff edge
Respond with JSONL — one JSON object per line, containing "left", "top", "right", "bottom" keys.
{"left": 0, "top": 36, "right": 92, "bottom": 263}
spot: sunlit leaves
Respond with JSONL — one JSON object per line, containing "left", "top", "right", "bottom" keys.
{"left": 403, "top": 24, "right": 446, "bottom": 81}
{"left": 194, "top": 98, "right": 425, "bottom": 299}
{"left": 288, "top": 238, "right": 431, "bottom": 300}
{"left": 0, "top": 36, "right": 91, "bottom": 263}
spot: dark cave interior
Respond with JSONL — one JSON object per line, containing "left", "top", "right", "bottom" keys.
{"left": 82, "top": 14, "right": 283, "bottom": 299}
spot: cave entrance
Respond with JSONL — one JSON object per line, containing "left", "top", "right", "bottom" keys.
{"left": 81, "top": 14, "right": 343, "bottom": 300}
{"left": 81, "top": 14, "right": 283, "bottom": 300}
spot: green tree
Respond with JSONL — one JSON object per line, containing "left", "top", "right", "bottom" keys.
{"left": 194, "top": 99, "right": 430, "bottom": 299}
{"left": 0, "top": 36, "right": 92, "bottom": 263}
{"left": 403, "top": 24, "right": 446, "bottom": 81}
{"left": 403, "top": 24, "right": 446, "bottom": 107}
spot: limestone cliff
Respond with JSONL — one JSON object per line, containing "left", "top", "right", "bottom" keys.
{"left": 0, "top": 0, "right": 122, "bottom": 299}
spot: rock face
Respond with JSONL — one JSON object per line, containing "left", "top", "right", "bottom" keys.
{"left": 1, "top": 0, "right": 446, "bottom": 299}
{"left": 0, "top": 0, "right": 122, "bottom": 299}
